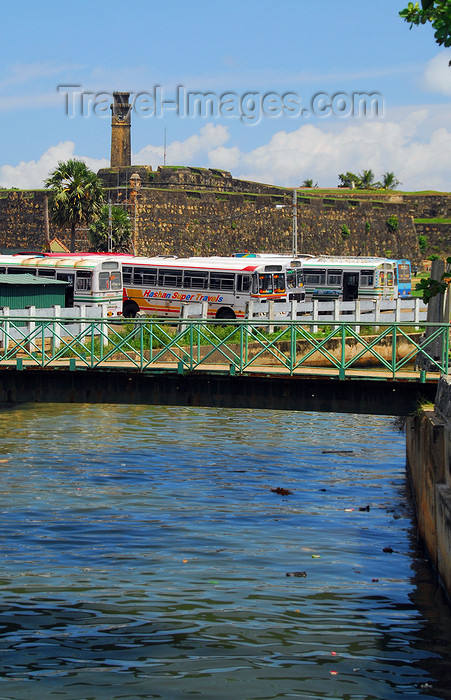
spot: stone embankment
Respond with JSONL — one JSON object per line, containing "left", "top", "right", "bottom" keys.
{"left": 406, "top": 376, "right": 451, "bottom": 600}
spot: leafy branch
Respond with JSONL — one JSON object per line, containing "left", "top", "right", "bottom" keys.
{"left": 400, "top": 1, "right": 451, "bottom": 62}
{"left": 415, "top": 256, "right": 451, "bottom": 302}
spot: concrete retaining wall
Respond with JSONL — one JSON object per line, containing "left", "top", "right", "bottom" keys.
{"left": 406, "top": 376, "right": 451, "bottom": 600}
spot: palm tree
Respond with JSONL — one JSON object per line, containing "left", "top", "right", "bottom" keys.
{"left": 45, "top": 159, "right": 104, "bottom": 252}
{"left": 358, "top": 169, "right": 376, "bottom": 189}
{"left": 381, "top": 171, "right": 401, "bottom": 190}
{"left": 301, "top": 178, "right": 318, "bottom": 188}
{"left": 89, "top": 204, "right": 132, "bottom": 252}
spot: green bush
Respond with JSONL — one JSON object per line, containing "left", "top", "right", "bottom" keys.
{"left": 386, "top": 215, "right": 399, "bottom": 233}
{"left": 418, "top": 234, "right": 428, "bottom": 253}
{"left": 340, "top": 224, "right": 350, "bottom": 239}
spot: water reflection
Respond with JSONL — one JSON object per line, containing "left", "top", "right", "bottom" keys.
{"left": 0, "top": 404, "right": 450, "bottom": 698}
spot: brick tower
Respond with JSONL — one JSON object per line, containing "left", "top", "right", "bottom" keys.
{"left": 110, "top": 92, "right": 131, "bottom": 167}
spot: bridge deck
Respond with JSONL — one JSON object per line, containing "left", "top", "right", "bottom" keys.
{"left": 0, "top": 358, "right": 440, "bottom": 383}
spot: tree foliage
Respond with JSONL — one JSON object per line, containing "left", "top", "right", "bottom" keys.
{"left": 415, "top": 256, "right": 451, "bottom": 302}
{"left": 45, "top": 159, "right": 104, "bottom": 252}
{"left": 386, "top": 215, "right": 399, "bottom": 232}
{"left": 338, "top": 170, "right": 401, "bottom": 190}
{"left": 340, "top": 224, "right": 351, "bottom": 239}
{"left": 301, "top": 178, "right": 318, "bottom": 188}
{"left": 400, "top": 1, "right": 451, "bottom": 58}
{"left": 381, "top": 171, "right": 402, "bottom": 189}
{"left": 89, "top": 204, "right": 132, "bottom": 252}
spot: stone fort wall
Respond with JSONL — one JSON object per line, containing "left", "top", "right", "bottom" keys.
{"left": 1, "top": 166, "right": 450, "bottom": 264}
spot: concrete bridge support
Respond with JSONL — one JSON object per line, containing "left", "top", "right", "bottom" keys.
{"left": 406, "top": 376, "right": 451, "bottom": 601}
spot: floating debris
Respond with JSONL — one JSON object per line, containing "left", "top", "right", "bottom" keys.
{"left": 286, "top": 571, "right": 307, "bottom": 577}
{"left": 383, "top": 546, "right": 394, "bottom": 553}
{"left": 359, "top": 505, "right": 370, "bottom": 512}
{"left": 322, "top": 449, "right": 354, "bottom": 454}
{"left": 271, "top": 487, "right": 293, "bottom": 496}
{"left": 312, "top": 554, "right": 321, "bottom": 559}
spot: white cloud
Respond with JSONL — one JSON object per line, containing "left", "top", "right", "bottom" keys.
{"left": 2, "top": 108, "right": 450, "bottom": 192}
{"left": 421, "top": 50, "right": 451, "bottom": 96}
{"left": 204, "top": 110, "right": 451, "bottom": 191}
{"left": 133, "top": 123, "right": 229, "bottom": 167}
{"left": 0, "top": 142, "right": 108, "bottom": 189}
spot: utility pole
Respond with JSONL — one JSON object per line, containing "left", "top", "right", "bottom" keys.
{"left": 43, "top": 194, "right": 51, "bottom": 252}
{"left": 292, "top": 188, "right": 298, "bottom": 257}
{"left": 164, "top": 128, "right": 167, "bottom": 166}
{"left": 108, "top": 198, "right": 112, "bottom": 253}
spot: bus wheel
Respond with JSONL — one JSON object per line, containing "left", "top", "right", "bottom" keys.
{"left": 123, "top": 301, "right": 140, "bottom": 318}
{"left": 215, "top": 307, "right": 236, "bottom": 320}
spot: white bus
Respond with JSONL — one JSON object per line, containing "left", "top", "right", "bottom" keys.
{"left": 120, "top": 255, "right": 305, "bottom": 319}
{"left": 0, "top": 253, "right": 123, "bottom": 315}
{"left": 300, "top": 256, "right": 398, "bottom": 301}
{"left": 232, "top": 253, "right": 401, "bottom": 300}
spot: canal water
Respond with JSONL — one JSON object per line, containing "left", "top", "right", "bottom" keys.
{"left": 0, "top": 404, "right": 451, "bottom": 699}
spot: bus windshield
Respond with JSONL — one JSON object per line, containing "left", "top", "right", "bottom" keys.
{"left": 258, "top": 273, "right": 274, "bottom": 293}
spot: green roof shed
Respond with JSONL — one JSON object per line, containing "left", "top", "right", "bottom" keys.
{"left": 0, "top": 273, "right": 68, "bottom": 310}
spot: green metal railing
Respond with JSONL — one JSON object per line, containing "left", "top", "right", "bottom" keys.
{"left": 0, "top": 316, "right": 448, "bottom": 381}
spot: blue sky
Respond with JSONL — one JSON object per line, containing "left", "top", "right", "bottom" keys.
{"left": 1, "top": 0, "right": 450, "bottom": 190}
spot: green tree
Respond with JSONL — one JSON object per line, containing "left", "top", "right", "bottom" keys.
{"left": 416, "top": 257, "right": 451, "bottom": 302}
{"left": 359, "top": 169, "right": 376, "bottom": 189}
{"left": 45, "top": 159, "right": 104, "bottom": 252}
{"left": 338, "top": 171, "right": 361, "bottom": 188}
{"left": 400, "top": 1, "right": 451, "bottom": 60}
{"left": 301, "top": 178, "right": 318, "bottom": 188}
{"left": 89, "top": 204, "right": 132, "bottom": 252}
{"left": 381, "top": 171, "right": 401, "bottom": 189}
{"left": 386, "top": 215, "right": 399, "bottom": 232}
{"left": 341, "top": 224, "right": 351, "bottom": 239}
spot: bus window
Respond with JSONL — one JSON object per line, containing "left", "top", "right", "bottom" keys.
{"left": 398, "top": 263, "right": 410, "bottom": 281}
{"left": 98, "top": 271, "right": 110, "bottom": 290}
{"left": 386, "top": 271, "right": 393, "bottom": 285}
{"left": 56, "top": 272, "right": 75, "bottom": 307}
{"left": 123, "top": 266, "right": 132, "bottom": 285}
{"left": 209, "top": 272, "right": 235, "bottom": 291}
{"left": 259, "top": 274, "right": 273, "bottom": 293}
{"left": 360, "top": 270, "right": 374, "bottom": 286}
{"left": 183, "top": 270, "right": 208, "bottom": 289}
{"left": 327, "top": 269, "right": 342, "bottom": 286}
{"left": 252, "top": 275, "right": 259, "bottom": 294}
{"left": 76, "top": 271, "right": 92, "bottom": 291}
{"left": 37, "top": 269, "right": 56, "bottom": 278}
{"left": 304, "top": 269, "right": 326, "bottom": 286}
{"left": 56, "top": 272, "right": 75, "bottom": 284}
{"left": 286, "top": 269, "right": 296, "bottom": 288}
{"left": 237, "top": 274, "right": 251, "bottom": 292}
{"left": 158, "top": 268, "right": 183, "bottom": 287}
{"left": 110, "top": 272, "right": 122, "bottom": 290}
{"left": 132, "top": 267, "right": 157, "bottom": 285}
{"left": 7, "top": 267, "right": 36, "bottom": 275}
{"left": 273, "top": 273, "right": 286, "bottom": 293}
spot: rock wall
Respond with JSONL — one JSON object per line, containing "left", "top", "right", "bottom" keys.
{"left": 0, "top": 179, "right": 442, "bottom": 263}
{"left": 105, "top": 186, "right": 421, "bottom": 261}
{"left": 406, "top": 376, "right": 451, "bottom": 601}
{"left": 415, "top": 222, "right": 451, "bottom": 259}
